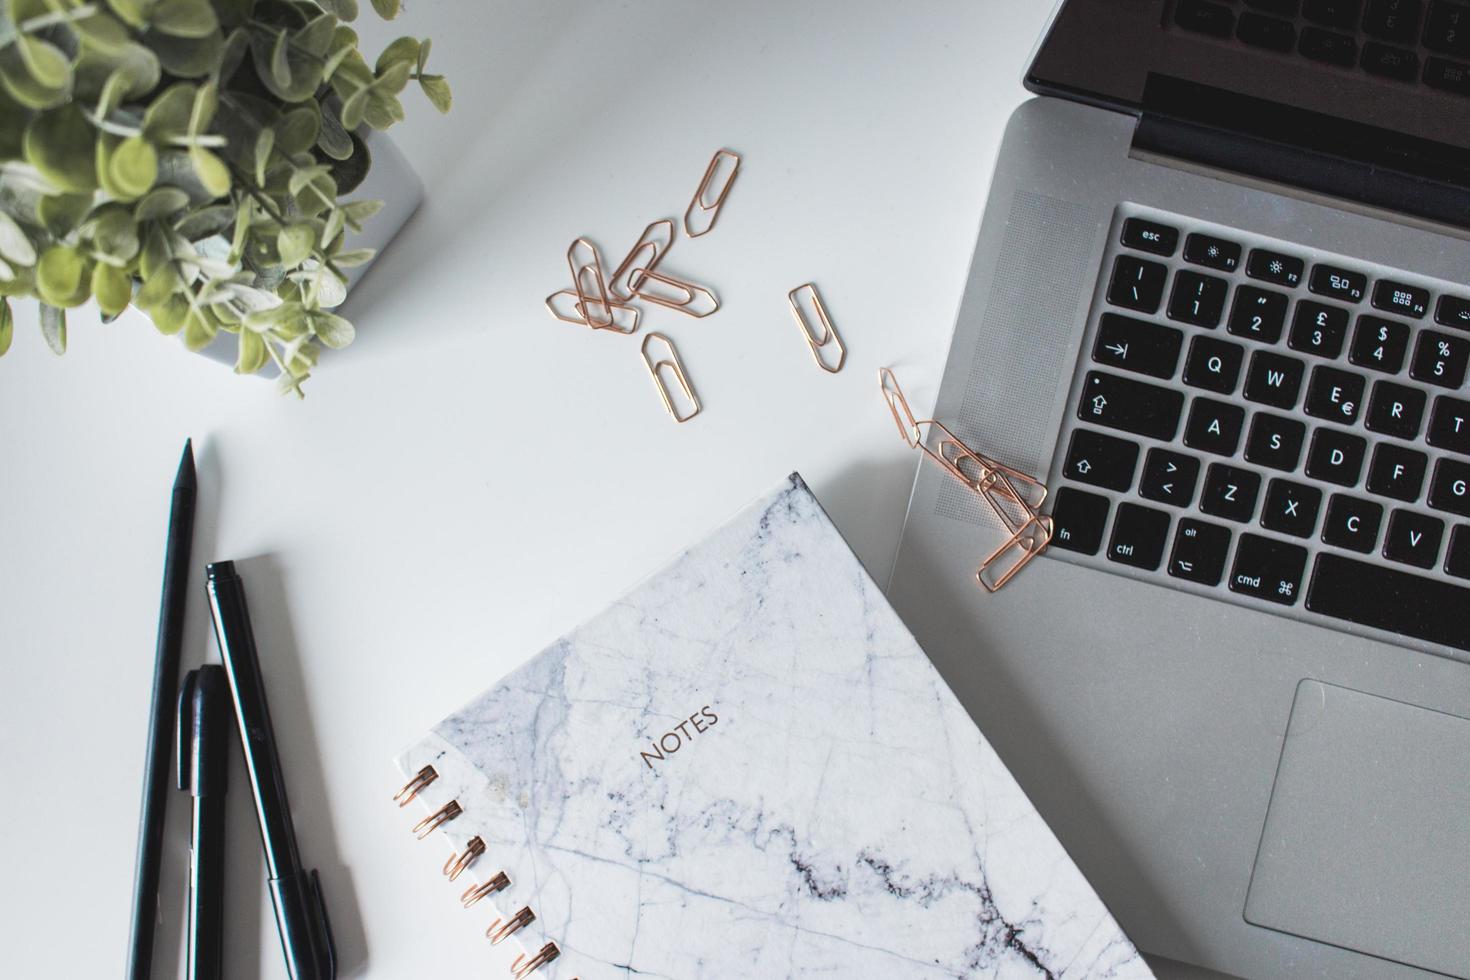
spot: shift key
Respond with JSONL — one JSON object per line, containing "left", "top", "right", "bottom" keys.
{"left": 1078, "top": 371, "right": 1186, "bottom": 441}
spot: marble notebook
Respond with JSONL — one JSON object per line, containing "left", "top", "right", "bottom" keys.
{"left": 396, "top": 474, "right": 1152, "bottom": 979}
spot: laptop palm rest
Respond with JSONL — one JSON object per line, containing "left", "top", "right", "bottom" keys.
{"left": 1244, "top": 680, "right": 1470, "bottom": 977}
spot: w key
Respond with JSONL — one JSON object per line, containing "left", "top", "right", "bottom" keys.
{"left": 1078, "top": 372, "right": 1185, "bottom": 441}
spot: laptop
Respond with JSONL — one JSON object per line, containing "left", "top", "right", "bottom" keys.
{"left": 886, "top": 2, "right": 1470, "bottom": 979}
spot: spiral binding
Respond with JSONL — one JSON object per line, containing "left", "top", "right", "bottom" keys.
{"left": 396, "top": 766, "right": 573, "bottom": 978}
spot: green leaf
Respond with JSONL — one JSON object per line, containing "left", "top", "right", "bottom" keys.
{"left": 216, "top": 26, "right": 248, "bottom": 82}
{"left": 36, "top": 245, "right": 91, "bottom": 307}
{"left": 270, "top": 27, "right": 290, "bottom": 87}
{"left": 418, "top": 74, "right": 450, "bottom": 113}
{"left": 316, "top": 0, "right": 357, "bottom": 21}
{"left": 173, "top": 202, "right": 232, "bottom": 239}
{"left": 374, "top": 59, "right": 410, "bottom": 95}
{"left": 76, "top": 42, "right": 161, "bottom": 102}
{"left": 0, "top": 211, "right": 37, "bottom": 267}
{"left": 322, "top": 25, "right": 357, "bottom": 81}
{"left": 151, "top": 0, "right": 219, "bottom": 38}
{"left": 315, "top": 101, "right": 352, "bottom": 159}
{"left": 0, "top": 298, "right": 11, "bottom": 355}
{"left": 0, "top": 35, "right": 70, "bottom": 109}
{"left": 275, "top": 105, "right": 318, "bottom": 155}
{"left": 142, "top": 82, "right": 196, "bottom": 140}
{"left": 37, "top": 193, "right": 93, "bottom": 237}
{"left": 135, "top": 265, "right": 178, "bottom": 308}
{"left": 309, "top": 309, "right": 354, "bottom": 347}
{"left": 148, "top": 291, "right": 189, "bottom": 332}
{"left": 188, "top": 79, "right": 218, "bottom": 135}
{"left": 134, "top": 186, "right": 190, "bottom": 221}
{"left": 89, "top": 206, "right": 141, "bottom": 262}
{"left": 105, "top": 0, "right": 149, "bottom": 28}
{"left": 73, "top": 11, "right": 132, "bottom": 54}
{"left": 24, "top": 105, "right": 97, "bottom": 193}
{"left": 243, "top": 300, "right": 300, "bottom": 332}
{"left": 182, "top": 307, "right": 216, "bottom": 349}
{"left": 330, "top": 247, "right": 373, "bottom": 267}
{"left": 361, "top": 90, "right": 402, "bottom": 130}
{"left": 107, "top": 136, "right": 158, "bottom": 199}
{"left": 338, "top": 85, "right": 368, "bottom": 130}
{"left": 39, "top": 302, "right": 65, "bottom": 353}
{"left": 296, "top": 13, "right": 336, "bottom": 57}
{"left": 146, "top": 29, "right": 224, "bottom": 78}
{"left": 92, "top": 260, "right": 132, "bottom": 315}
{"left": 16, "top": 34, "right": 71, "bottom": 88}
{"left": 375, "top": 36, "right": 418, "bottom": 73}
{"left": 190, "top": 147, "right": 230, "bottom": 196}
{"left": 252, "top": 127, "right": 273, "bottom": 185}
{"left": 416, "top": 37, "right": 430, "bottom": 74}
{"left": 341, "top": 197, "right": 382, "bottom": 231}
{"left": 276, "top": 223, "right": 313, "bottom": 267}
{"left": 369, "top": 0, "right": 399, "bottom": 19}
{"left": 235, "top": 327, "right": 266, "bottom": 373}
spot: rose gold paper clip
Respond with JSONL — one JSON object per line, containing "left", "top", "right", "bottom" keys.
{"left": 880, "top": 368, "right": 1052, "bottom": 591}
{"left": 544, "top": 289, "right": 640, "bottom": 334}
{"left": 789, "top": 283, "right": 846, "bottom": 373}
{"left": 566, "top": 237, "right": 619, "bottom": 332}
{"left": 684, "top": 148, "right": 739, "bottom": 237}
{"left": 633, "top": 269, "right": 719, "bottom": 317}
{"left": 641, "top": 332, "right": 701, "bottom": 422}
{"left": 609, "top": 219, "right": 675, "bottom": 302}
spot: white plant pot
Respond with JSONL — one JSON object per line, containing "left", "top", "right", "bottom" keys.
{"left": 196, "top": 129, "right": 424, "bottom": 371}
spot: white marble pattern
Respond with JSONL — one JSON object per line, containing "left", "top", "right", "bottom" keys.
{"left": 398, "top": 474, "right": 1152, "bottom": 979}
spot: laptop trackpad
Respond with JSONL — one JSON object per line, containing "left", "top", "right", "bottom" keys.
{"left": 1245, "top": 680, "right": 1470, "bottom": 977}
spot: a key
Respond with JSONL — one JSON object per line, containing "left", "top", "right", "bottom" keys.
{"left": 1183, "top": 232, "right": 1241, "bottom": 272}
{"left": 1363, "top": 0, "right": 1423, "bottom": 43}
{"left": 1362, "top": 42, "right": 1420, "bottom": 79}
{"left": 1246, "top": 0, "right": 1299, "bottom": 14}
{"left": 1107, "top": 502, "right": 1172, "bottom": 570}
{"left": 1309, "top": 263, "right": 1367, "bottom": 303}
{"left": 1428, "top": 457, "right": 1470, "bottom": 517}
{"left": 1168, "top": 518, "right": 1233, "bottom": 586}
{"left": 1446, "top": 525, "right": 1470, "bottom": 578}
{"left": 1261, "top": 479, "right": 1323, "bottom": 538}
{"left": 1048, "top": 487, "right": 1110, "bottom": 556}
{"left": 1308, "top": 553, "right": 1470, "bottom": 649}
{"left": 1107, "top": 255, "right": 1167, "bottom": 313}
{"left": 1077, "top": 372, "right": 1185, "bottom": 441}
{"left": 1427, "top": 396, "right": 1470, "bottom": 454}
{"left": 1306, "top": 428, "right": 1367, "bottom": 486}
{"left": 1348, "top": 315, "right": 1410, "bottom": 374}
{"left": 1168, "top": 271, "right": 1229, "bottom": 328}
{"left": 1228, "top": 286, "right": 1289, "bottom": 343}
{"left": 1243, "top": 351, "right": 1305, "bottom": 408}
{"left": 1288, "top": 301, "right": 1349, "bottom": 359}
{"left": 1383, "top": 508, "right": 1445, "bottom": 568}
{"left": 1372, "top": 279, "right": 1430, "bottom": 318}
{"left": 1410, "top": 330, "right": 1470, "bottom": 388}
{"left": 1304, "top": 366, "right": 1366, "bottom": 425}
{"left": 1435, "top": 294, "right": 1470, "bottom": 330}
{"left": 1184, "top": 398, "right": 1246, "bottom": 456}
{"left": 1092, "top": 313, "right": 1184, "bottom": 379}
{"left": 1230, "top": 533, "right": 1308, "bottom": 605}
{"left": 1299, "top": 26, "right": 1358, "bottom": 64}
{"left": 1424, "top": 56, "right": 1470, "bottom": 93}
{"left": 1200, "top": 463, "right": 1262, "bottom": 522}
{"left": 1245, "top": 413, "right": 1307, "bottom": 471}
{"left": 1366, "top": 443, "right": 1428, "bottom": 501}
{"left": 1366, "top": 382, "right": 1426, "bottom": 439}
{"left": 1237, "top": 11, "right": 1297, "bottom": 49}
{"left": 1064, "top": 429, "right": 1140, "bottom": 491}
{"left": 1183, "top": 336, "right": 1245, "bottom": 393}
{"left": 1121, "top": 217, "right": 1179, "bottom": 256}
{"left": 1424, "top": 0, "right": 1470, "bottom": 56}
{"left": 1176, "top": 0, "right": 1236, "bottom": 35}
{"left": 1246, "top": 248, "right": 1305, "bottom": 287}
{"left": 1304, "top": 0, "right": 1362, "bottom": 28}
{"left": 1322, "top": 494, "right": 1384, "bottom": 552}
{"left": 1139, "top": 448, "right": 1202, "bottom": 507}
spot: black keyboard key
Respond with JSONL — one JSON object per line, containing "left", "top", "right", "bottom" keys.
{"left": 1177, "top": 0, "right": 1236, "bottom": 36}
{"left": 1229, "top": 286, "right": 1289, "bottom": 342}
{"left": 1064, "top": 428, "right": 1140, "bottom": 491}
{"left": 1121, "top": 217, "right": 1179, "bottom": 256}
{"left": 1348, "top": 315, "right": 1410, "bottom": 373}
{"left": 1049, "top": 487, "right": 1110, "bottom": 555}
{"left": 1168, "top": 271, "right": 1229, "bottom": 328}
{"left": 1429, "top": 457, "right": 1470, "bottom": 516}
{"left": 1410, "top": 330, "right": 1470, "bottom": 387}
{"left": 1183, "top": 232, "right": 1242, "bottom": 272}
{"left": 1424, "top": 0, "right": 1470, "bottom": 55}
{"left": 1246, "top": 0, "right": 1299, "bottom": 13}
{"left": 1299, "top": 26, "right": 1358, "bottom": 64}
{"left": 1322, "top": 494, "right": 1384, "bottom": 551}
{"left": 1424, "top": 56, "right": 1470, "bottom": 92}
{"left": 1427, "top": 395, "right": 1470, "bottom": 453}
{"left": 1308, "top": 553, "right": 1470, "bottom": 649}
{"left": 1371, "top": 279, "right": 1430, "bottom": 318}
{"left": 1078, "top": 372, "right": 1186, "bottom": 440}
{"left": 1288, "top": 301, "right": 1349, "bottom": 358}
{"left": 1384, "top": 508, "right": 1444, "bottom": 567}
{"left": 1247, "top": 248, "right": 1305, "bottom": 287}
{"left": 1261, "top": 479, "right": 1323, "bottom": 537}
{"left": 1169, "top": 518, "right": 1233, "bottom": 585}
{"left": 1366, "top": 443, "right": 1428, "bottom": 501}
{"left": 1362, "top": 41, "right": 1420, "bottom": 79}
{"left": 1244, "top": 351, "right": 1306, "bottom": 408}
{"left": 1238, "top": 11, "right": 1297, "bottom": 49}
{"left": 1435, "top": 294, "right": 1470, "bottom": 330}
{"left": 1107, "top": 502, "right": 1172, "bottom": 570}
{"left": 1231, "top": 533, "right": 1308, "bottom": 605}
{"left": 1185, "top": 398, "right": 1247, "bottom": 455}
{"left": 1306, "top": 428, "right": 1367, "bottom": 485}
{"left": 1093, "top": 313, "right": 1184, "bottom": 379}
{"left": 1363, "top": 0, "right": 1423, "bottom": 42}
{"left": 1366, "top": 381, "right": 1426, "bottom": 438}
{"left": 1245, "top": 413, "right": 1307, "bottom": 470}
{"left": 1304, "top": 0, "right": 1362, "bottom": 27}
{"left": 1446, "top": 525, "right": 1470, "bottom": 577}
{"left": 1183, "top": 336, "right": 1245, "bottom": 393}
{"left": 1304, "top": 366, "right": 1366, "bottom": 425}
{"left": 1201, "top": 463, "right": 1262, "bottom": 522}
{"left": 1309, "top": 264, "right": 1367, "bottom": 303}
{"left": 1140, "top": 448, "right": 1203, "bottom": 507}
{"left": 1107, "top": 255, "right": 1168, "bottom": 313}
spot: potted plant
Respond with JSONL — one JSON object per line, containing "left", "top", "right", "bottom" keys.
{"left": 0, "top": 0, "right": 449, "bottom": 394}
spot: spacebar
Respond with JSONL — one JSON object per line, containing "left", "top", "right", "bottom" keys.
{"left": 1306, "top": 555, "right": 1470, "bottom": 651}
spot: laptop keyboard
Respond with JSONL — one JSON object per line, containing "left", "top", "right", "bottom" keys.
{"left": 1174, "top": 0, "right": 1470, "bottom": 95}
{"left": 1048, "top": 207, "right": 1470, "bottom": 652}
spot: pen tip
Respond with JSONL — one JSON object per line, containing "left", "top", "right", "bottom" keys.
{"left": 175, "top": 438, "right": 197, "bottom": 491}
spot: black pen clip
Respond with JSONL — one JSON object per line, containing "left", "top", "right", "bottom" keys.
{"left": 176, "top": 669, "right": 199, "bottom": 793}
{"left": 310, "top": 869, "right": 337, "bottom": 980}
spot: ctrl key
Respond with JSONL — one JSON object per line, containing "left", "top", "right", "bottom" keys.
{"left": 1229, "top": 533, "right": 1308, "bottom": 605}
{"left": 1107, "top": 502, "right": 1171, "bottom": 571}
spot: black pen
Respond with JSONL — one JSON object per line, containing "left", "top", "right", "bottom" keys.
{"left": 206, "top": 561, "right": 336, "bottom": 980}
{"left": 178, "top": 665, "right": 229, "bottom": 980}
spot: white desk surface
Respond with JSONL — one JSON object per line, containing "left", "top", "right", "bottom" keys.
{"left": 0, "top": 2, "right": 1221, "bottom": 977}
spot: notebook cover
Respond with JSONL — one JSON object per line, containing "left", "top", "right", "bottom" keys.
{"left": 397, "top": 473, "right": 1152, "bottom": 978}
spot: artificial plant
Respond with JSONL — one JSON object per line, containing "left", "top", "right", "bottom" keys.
{"left": 0, "top": 0, "right": 449, "bottom": 393}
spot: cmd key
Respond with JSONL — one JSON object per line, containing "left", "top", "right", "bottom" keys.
{"left": 1077, "top": 372, "right": 1185, "bottom": 441}
{"left": 1229, "top": 533, "right": 1308, "bottom": 605}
